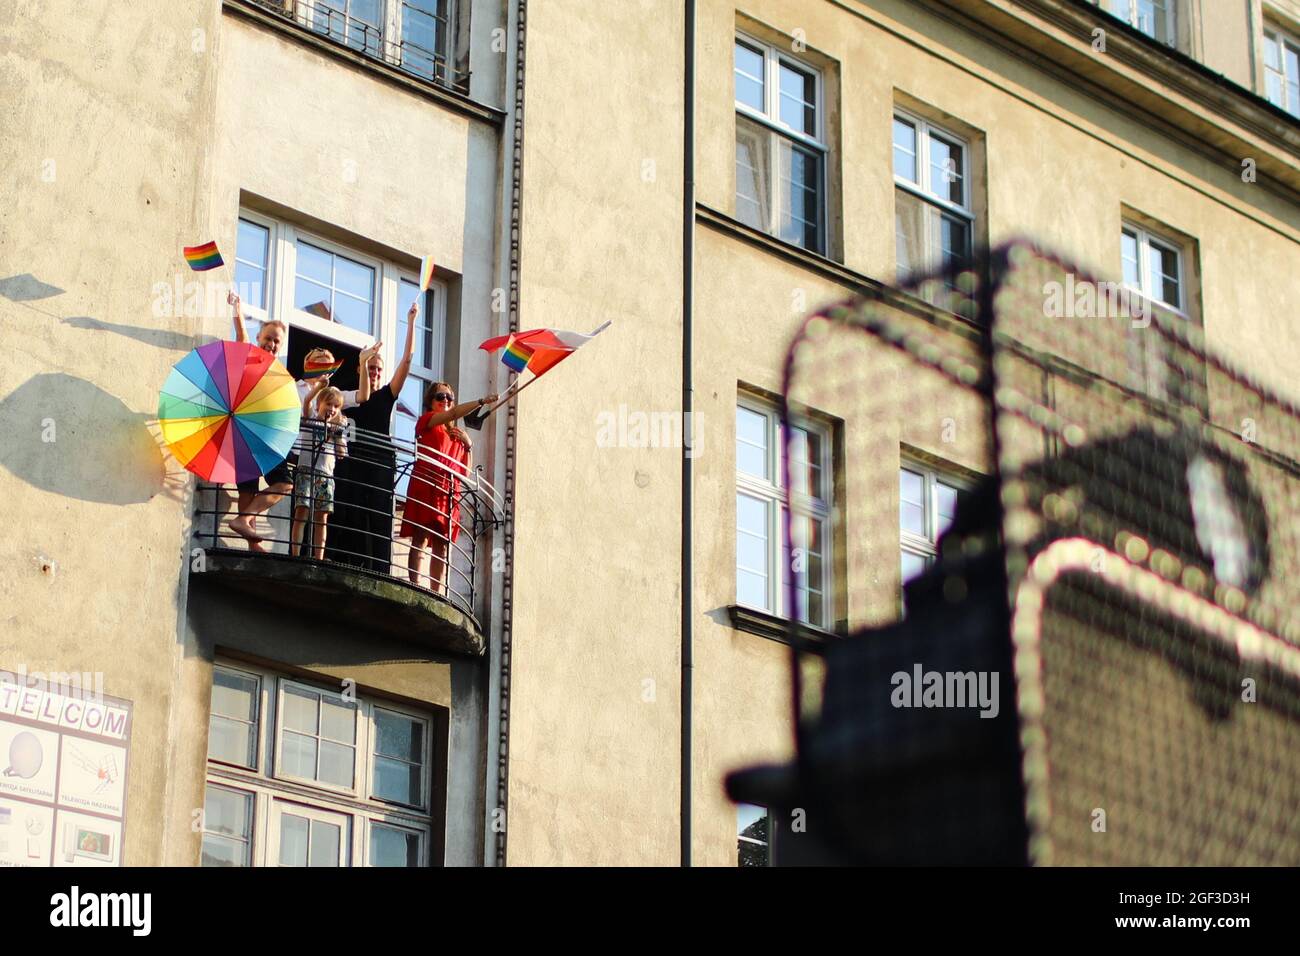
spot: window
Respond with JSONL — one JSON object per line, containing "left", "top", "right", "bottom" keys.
{"left": 736, "top": 397, "right": 832, "bottom": 628}
{"left": 258, "top": 0, "right": 458, "bottom": 87}
{"left": 734, "top": 34, "right": 826, "bottom": 254}
{"left": 293, "top": 239, "right": 377, "bottom": 336}
{"left": 209, "top": 666, "right": 260, "bottom": 769}
{"left": 1110, "top": 0, "right": 1176, "bottom": 46}
{"left": 1264, "top": 26, "right": 1300, "bottom": 118}
{"left": 900, "top": 463, "right": 965, "bottom": 586}
{"left": 737, "top": 804, "right": 771, "bottom": 866}
{"left": 893, "top": 110, "right": 974, "bottom": 288}
{"left": 393, "top": 276, "right": 443, "bottom": 497}
{"left": 203, "top": 662, "right": 438, "bottom": 867}
{"left": 232, "top": 209, "right": 447, "bottom": 390}
{"left": 1120, "top": 223, "right": 1183, "bottom": 313}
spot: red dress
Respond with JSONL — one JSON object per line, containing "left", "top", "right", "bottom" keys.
{"left": 399, "top": 415, "right": 469, "bottom": 542}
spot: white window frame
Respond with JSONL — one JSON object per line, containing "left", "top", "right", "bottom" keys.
{"left": 733, "top": 31, "right": 828, "bottom": 254}
{"left": 203, "top": 661, "right": 437, "bottom": 867}
{"left": 292, "top": 0, "right": 458, "bottom": 83}
{"left": 735, "top": 395, "right": 833, "bottom": 628}
{"left": 274, "top": 678, "right": 362, "bottom": 797}
{"left": 1120, "top": 222, "right": 1185, "bottom": 315}
{"left": 900, "top": 460, "right": 969, "bottom": 582}
{"left": 208, "top": 663, "right": 264, "bottom": 772}
{"left": 892, "top": 108, "right": 975, "bottom": 277}
{"left": 201, "top": 782, "right": 257, "bottom": 867}
{"left": 236, "top": 208, "right": 448, "bottom": 388}
{"left": 1263, "top": 25, "right": 1300, "bottom": 117}
{"left": 269, "top": 798, "right": 353, "bottom": 867}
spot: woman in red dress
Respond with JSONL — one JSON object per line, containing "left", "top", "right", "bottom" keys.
{"left": 399, "top": 381, "right": 497, "bottom": 592}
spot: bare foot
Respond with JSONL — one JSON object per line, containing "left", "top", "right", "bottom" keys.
{"left": 228, "top": 517, "right": 265, "bottom": 550}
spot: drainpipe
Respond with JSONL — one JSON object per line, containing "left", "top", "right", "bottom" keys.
{"left": 681, "top": 0, "right": 696, "bottom": 868}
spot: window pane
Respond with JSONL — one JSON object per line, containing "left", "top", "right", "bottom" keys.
{"left": 789, "top": 427, "right": 823, "bottom": 496}
{"left": 900, "top": 469, "right": 926, "bottom": 536}
{"left": 928, "top": 133, "right": 965, "bottom": 205}
{"left": 735, "top": 115, "right": 770, "bottom": 231}
{"left": 208, "top": 715, "right": 255, "bottom": 767}
{"left": 778, "top": 61, "right": 816, "bottom": 135}
{"left": 1148, "top": 241, "right": 1180, "bottom": 308}
{"left": 201, "top": 834, "right": 246, "bottom": 868}
{"left": 737, "top": 494, "right": 769, "bottom": 607}
{"left": 320, "top": 698, "right": 356, "bottom": 744}
{"left": 737, "top": 804, "right": 770, "bottom": 867}
{"left": 235, "top": 219, "right": 269, "bottom": 310}
{"left": 281, "top": 731, "right": 319, "bottom": 780}
{"left": 1288, "top": 43, "right": 1300, "bottom": 115}
{"left": 936, "top": 481, "right": 959, "bottom": 537}
{"left": 294, "top": 277, "right": 333, "bottom": 320}
{"left": 374, "top": 754, "right": 422, "bottom": 805}
{"left": 736, "top": 406, "right": 768, "bottom": 479}
{"left": 778, "top": 140, "right": 821, "bottom": 252}
{"left": 895, "top": 188, "right": 926, "bottom": 279}
{"left": 902, "top": 550, "right": 928, "bottom": 583}
{"left": 398, "top": 281, "right": 436, "bottom": 370}
{"left": 734, "top": 41, "right": 764, "bottom": 111}
{"left": 203, "top": 786, "right": 252, "bottom": 852}
{"left": 296, "top": 241, "right": 333, "bottom": 284}
{"left": 939, "top": 213, "right": 970, "bottom": 273}
{"left": 318, "top": 740, "right": 356, "bottom": 787}
{"left": 212, "top": 669, "right": 258, "bottom": 722}
{"left": 309, "top": 820, "right": 341, "bottom": 867}
{"left": 279, "top": 814, "right": 310, "bottom": 867}
{"left": 334, "top": 254, "right": 374, "bottom": 300}
{"left": 892, "top": 117, "right": 917, "bottom": 183}
{"left": 1121, "top": 229, "right": 1140, "bottom": 287}
{"left": 332, "top": 291, "right": 373, "bottom": 335}
{"left": 371, "top": 824, "right": 421, "bottom": 867}
{"left": 282, "top": 686, "right": 319, "bottom": 734}
{"left": 375, "top": 710, "right": 423, "bottom": 761}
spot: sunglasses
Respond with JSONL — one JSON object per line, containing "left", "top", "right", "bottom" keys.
{"left": 433, "top": 391, "right": 454, "bottom": 403}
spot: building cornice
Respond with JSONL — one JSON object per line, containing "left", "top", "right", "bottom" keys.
{"left": 914, "top": 0, "right": 1300, "bottom": 200}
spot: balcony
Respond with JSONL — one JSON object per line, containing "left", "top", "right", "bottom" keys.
{"left": 190, "top": 424, "right": 503, "bottom": 658}
{"left": 236, "top": 0, "right": 467, "bottom": 93}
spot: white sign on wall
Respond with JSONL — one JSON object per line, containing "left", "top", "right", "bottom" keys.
{"left": 0, "top": 683, "right": 132, "bottom": 868}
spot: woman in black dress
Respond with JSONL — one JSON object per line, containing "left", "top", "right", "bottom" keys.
{"left": 326, "top": 302, "right": 417, "bottom": 573}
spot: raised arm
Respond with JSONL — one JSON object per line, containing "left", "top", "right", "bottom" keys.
{"left": 387, "top": 300, "right": 419, "bottom": 399}
{"left": 356, "top": 340, "right": 382, "bottom": 405}
{"left": 302, "top": 377, "right": 326, "bottom": 417}
{"left": 228, "top": 291, "right": 247, "bottom": 344}
{"left": 421, "top": 394, "right": 498, "bottom": 432}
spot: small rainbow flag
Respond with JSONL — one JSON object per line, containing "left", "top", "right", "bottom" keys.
{"left": 501, "top": 333, "right": 534, "bottom": 373}
{"left": 183, "top": 241, "right": 224, "bottom": 272}
{"left": 303, "top": 357, "right": 344, "bottom": 379}
{"left": 418, "top": 255, "right": 436, "bottom": 293}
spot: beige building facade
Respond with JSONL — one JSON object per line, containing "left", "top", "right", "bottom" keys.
{"left": 0, "top": 0, "right": 1296, "bottom": 867}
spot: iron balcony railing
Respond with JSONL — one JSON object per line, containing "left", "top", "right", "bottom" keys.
{"left": 243, "top": 0, "right": 466, "bottom": 92}
{"left": 192, "top": 422, "right": 504, "bottom": 621}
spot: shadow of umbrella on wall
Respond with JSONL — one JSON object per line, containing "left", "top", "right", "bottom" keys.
{"left": 0, "top": 373, "right": 165, "bottom": 505}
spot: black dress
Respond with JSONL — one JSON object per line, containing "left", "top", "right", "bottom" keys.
{"left": 327, "top": 385, "right": 398, "bottom": 573}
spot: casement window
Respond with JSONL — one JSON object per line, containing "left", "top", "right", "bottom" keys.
{"left": 734, "top": 34, "right": 826, "bottom": 254}
{"left": 893, "top": 110, "right": 974, "bottom": 286}
{"left": 737, "top": 804, "right": 771, "bottom": 867}
{"left": 259, "top": 0, "right": 458, "bottom": 88}
{"left": 1083, "top": 1, "right": 1178, "bottom": 47}
{"left": 1264, "top": 26, "right": 1300, "bottom": 118}
{"left": 392, "top": 276, "right": 445, "bottom": 498}
{"left": 1120, "top": 223, "right": 1183, "bottom": 313}
{"left": 899, "top": 463, "right": 965, "bottom": 586}
{"left": 202, "top": 662, "right": 439, "bottom": 867}
{"left": 233, "top": 209, "right": 446, "bottom": 393}
{"left": 736, "top": 397, "right": 832, "bottom": 628}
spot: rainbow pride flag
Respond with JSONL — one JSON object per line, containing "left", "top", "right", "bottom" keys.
{"left": 183, "top": 241, "right": 224, "bottom": 272}
{"left": 418, "top": 255, "right": 436, "bottom": 293}
{"left": 303, "top": 357, "right": 344, "bottom": 379}
{"left": 501, "top": 334, "right": 534, "bottom": 373}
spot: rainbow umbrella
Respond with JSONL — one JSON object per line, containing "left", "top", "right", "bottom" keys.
{"left": 158, "top": 340, "right": 300, "bottom": 483}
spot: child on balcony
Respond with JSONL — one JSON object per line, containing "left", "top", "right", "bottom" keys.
{"left": 399, "top": 381, "right": 497, "bottom": 593}
{"left": 291, "top": 382, "right": 349, "bottom": 560}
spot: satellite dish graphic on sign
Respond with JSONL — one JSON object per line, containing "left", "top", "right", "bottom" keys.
{"left": 4, "top": 732, "right": 43, "bottom": 779}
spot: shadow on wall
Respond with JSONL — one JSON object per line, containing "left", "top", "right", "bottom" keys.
{"left": 0, "top": 373, "right": 167, "bottom": 505}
